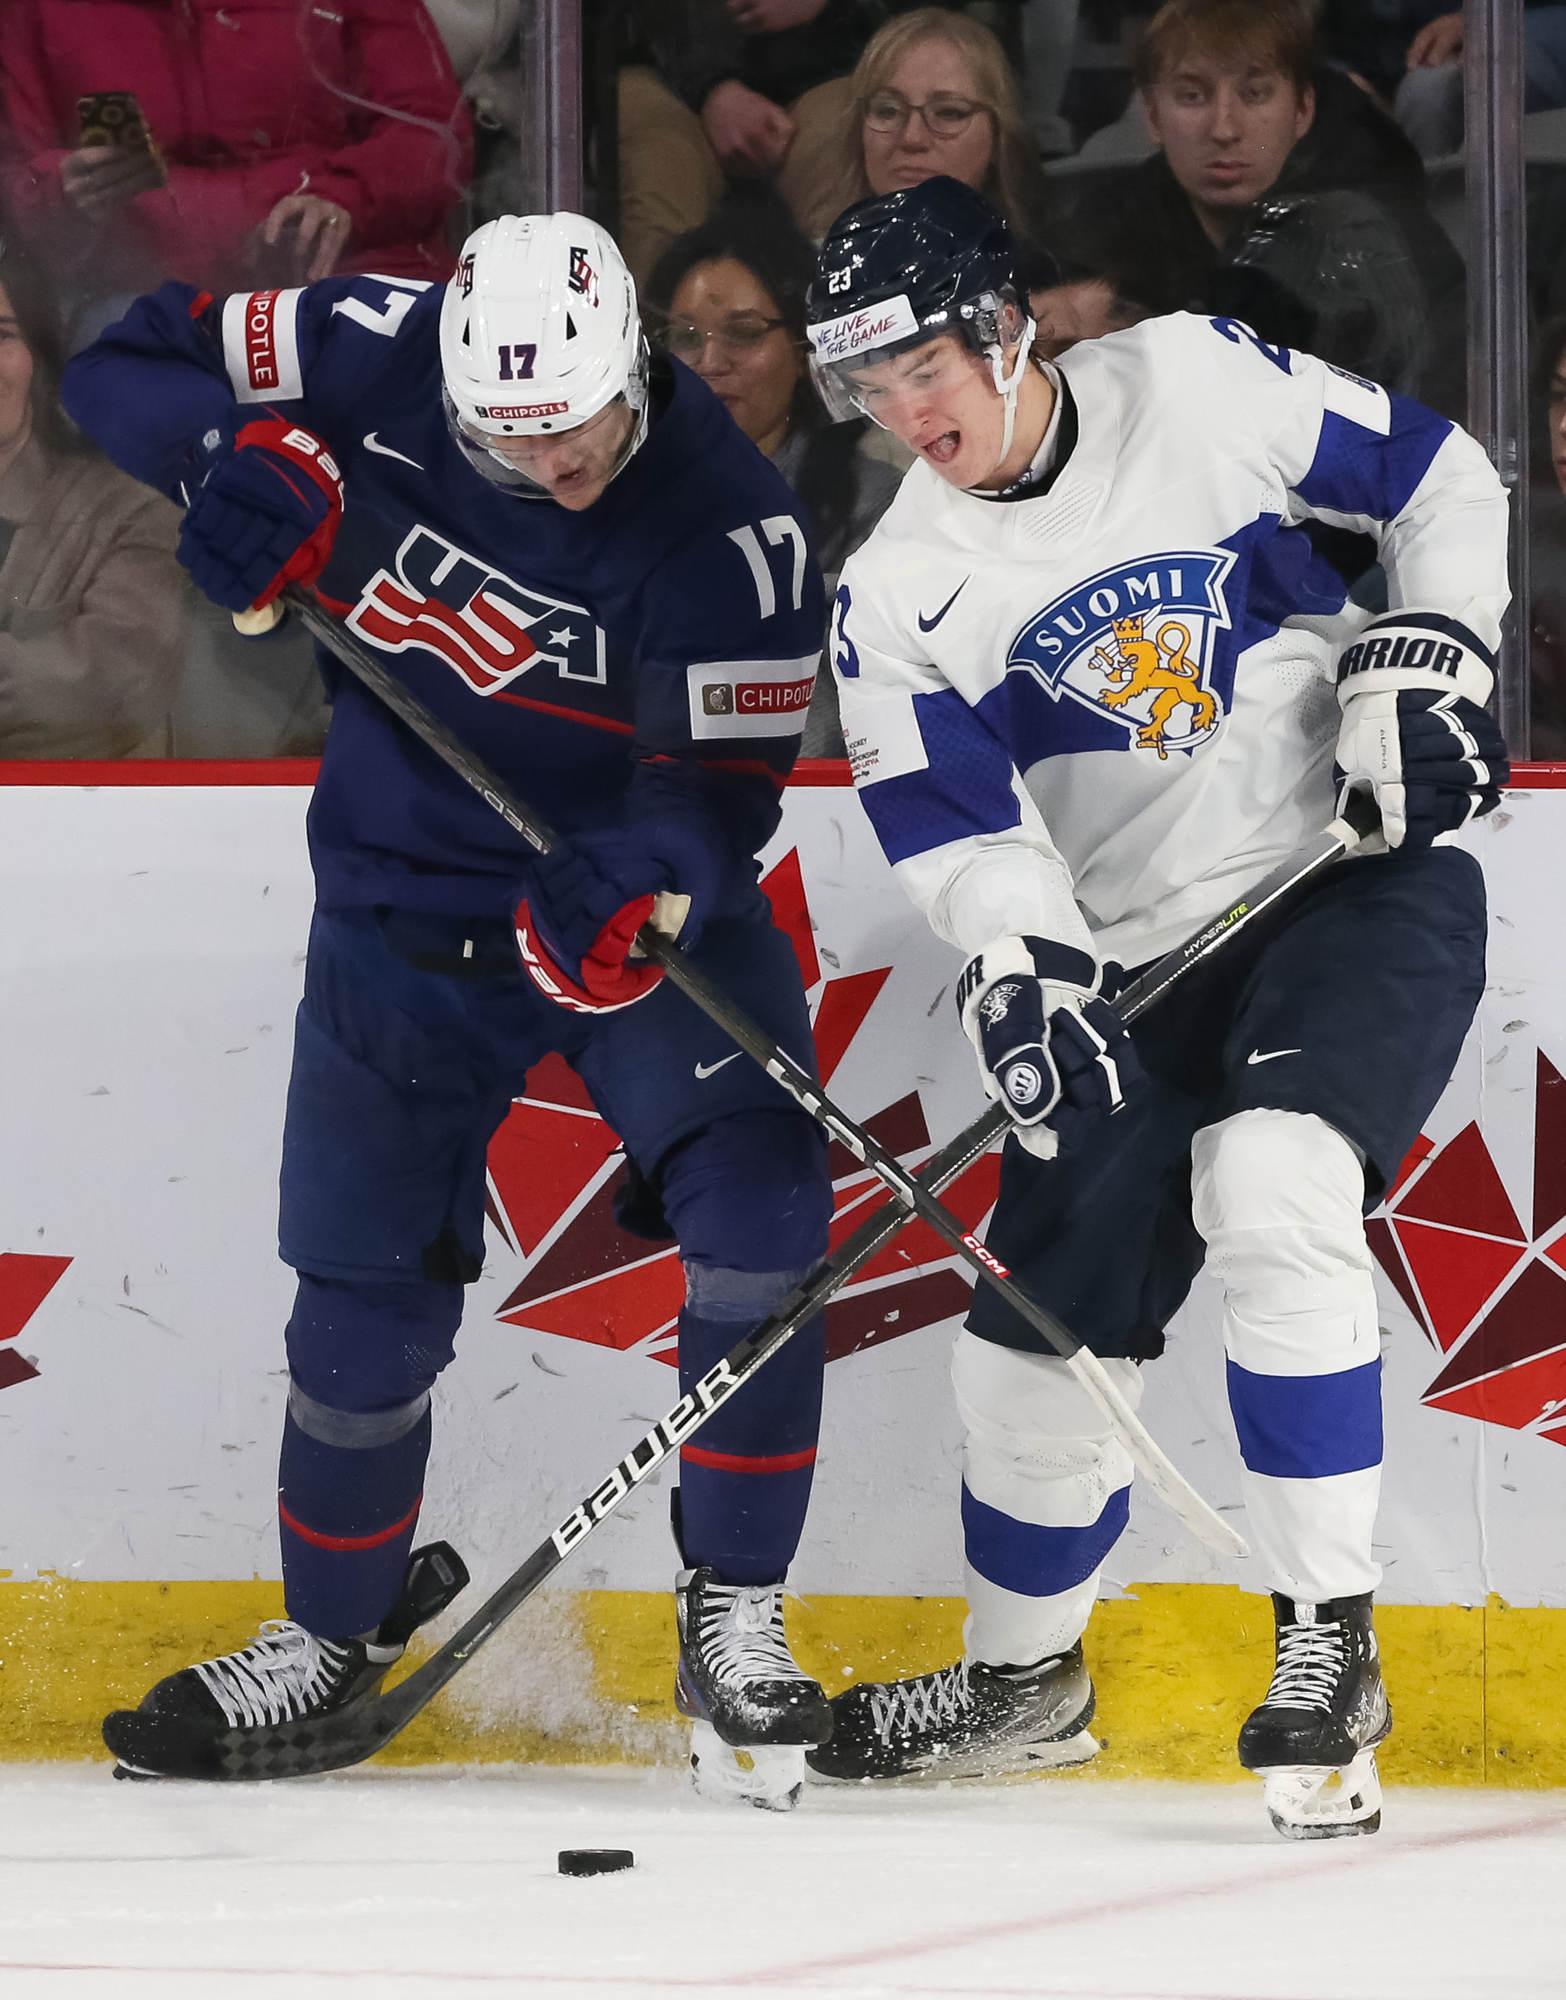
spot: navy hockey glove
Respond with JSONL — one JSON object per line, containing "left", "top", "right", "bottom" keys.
{"left": 1334, "top": 613, "right": 1509, "bottom": 849}
{"left": 177, "top": 418, "right": 344, "bottom": 613}
{"left": 956, "top": 937, "right": 1144, "bottom": 1162}
{"left": 514, "top": 813, "right": 721, "bottom": 1014}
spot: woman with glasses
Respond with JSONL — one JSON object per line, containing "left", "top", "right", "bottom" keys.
{"left": 831, "top": 9, "right": 1055, "bottom": 287}
{"left": 645, "top": 194, "right": 900, "bottom": 753}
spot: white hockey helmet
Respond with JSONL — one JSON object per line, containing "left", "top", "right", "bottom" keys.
{"left": 439, "top": 213, "right": 650, "bottom": 497}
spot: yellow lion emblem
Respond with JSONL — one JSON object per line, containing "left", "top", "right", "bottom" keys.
{"left": 1087, "top": 612, "right": 1220, "bottom": 758}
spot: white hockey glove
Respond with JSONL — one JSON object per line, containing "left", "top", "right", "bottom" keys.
{"left": 1334, "top": 613, "right": 1509, "bottom": 850}
{"left": 956, "top": 937, "right": 1144, "bottom": 1162}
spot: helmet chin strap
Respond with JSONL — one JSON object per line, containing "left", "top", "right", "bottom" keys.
{"left": 967, "top": 316, "right": 1037, "bottom": 490}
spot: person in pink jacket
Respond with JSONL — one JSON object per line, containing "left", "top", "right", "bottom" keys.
{"left": 0, "top": 0, "right": 472, "bottom": 319}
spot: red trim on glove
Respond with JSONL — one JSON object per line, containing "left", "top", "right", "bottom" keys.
{"left": 514, "top": 893, "right": 665, "bottom": 1014}
{"left": 233, "top": 418, "right": 345, "bottom": 607}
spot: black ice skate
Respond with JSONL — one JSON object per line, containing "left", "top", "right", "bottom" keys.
{"left": 103, "top": 1542, "right": 469, "bottom": 1782}
{"left": 674, "top": 1566, "right": 832, "bottom": 1811}
{"left": 805, "top": 1644, "right": 1098, "bottom": 1782}
{"left": 1238, "top": 1592, "right": 1391, "bottom": 1839}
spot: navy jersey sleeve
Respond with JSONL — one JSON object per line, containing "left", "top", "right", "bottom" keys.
{"left": 628, "top": 492, "right": 825, "bottom": 862}
{"left": 61, "top": 276, "right": 434, "bottom": 504}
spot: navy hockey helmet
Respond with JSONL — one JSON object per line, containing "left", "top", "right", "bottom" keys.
{"left": 805, "top": 177, "right": 1032, "bottom": 426}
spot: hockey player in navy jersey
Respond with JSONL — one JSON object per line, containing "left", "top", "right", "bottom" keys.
{"left": 798, "top": 179, "right": 1510, "bottom": 1837}
{"left": 62, "top": 214, "right": 836, "bottom": 1808}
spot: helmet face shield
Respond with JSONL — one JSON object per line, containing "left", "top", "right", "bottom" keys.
{"left": 442, "top": 352, "right": 648, "bottom": 502}
{"left": 807, "top": 287, "right": 1022, "bottom": 427}
{"left": 806, "top": 290, "right": 926, "bottom": 421}
{"left": 810, "top": 328, "right": 969, "bottom": 428}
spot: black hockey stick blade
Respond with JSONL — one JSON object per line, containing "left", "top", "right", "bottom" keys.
{"left": 103, "top": 1543, "right": 470, "bottom": 1780}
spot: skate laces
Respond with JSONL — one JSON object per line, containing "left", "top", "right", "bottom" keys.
{"left": 1265, "top": 1616, "right": 1345, "bottom": 1714}
{"left": 869, "top": 1659, "right": 973, "bottom": 1743}
{"left": 191, "top": 1619, "right": 359, "bottom": 1730}
{"left": 697, "top": 1584, "right": 809, "bottom": 1686}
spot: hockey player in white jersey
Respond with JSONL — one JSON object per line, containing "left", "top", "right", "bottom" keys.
{"left": 800, "top": 178, "right": 1510, "bottom": 1837}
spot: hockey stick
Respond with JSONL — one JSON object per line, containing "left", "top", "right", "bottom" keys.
{"left": 194, "top": 759, "right": 1374, "bottom": 1778}
{"left": 265, "top": 587, "right": 1384, "bottom": 1559}
{"left": 262, "top": 585, "right": 1244, "bottom": 1551}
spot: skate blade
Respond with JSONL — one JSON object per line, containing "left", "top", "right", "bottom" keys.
{"left": 688, "top": 1721, "right": 806, "bottom": 1811}
{"left": 1260, "top": 1748, "right": 1383, "bottom": 1839}
{"left": 810, "top": 1724, "right": 1100, "bottom": 1787}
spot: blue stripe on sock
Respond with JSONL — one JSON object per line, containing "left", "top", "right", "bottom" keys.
{"left": 960, "top": 1481, "right": 1129, "bottom": 1597}
{"left": 1225, "top": 1356, "right": 1383, "bottom": 1479}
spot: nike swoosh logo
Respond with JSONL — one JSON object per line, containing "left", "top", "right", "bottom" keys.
{"left": 694, "top": 1052, "right": 742, "bottom": 1080}
{"left": 917, "top": 578, "right": 969, "bottom": 632}
{"left": 1246, "top": 1047, "right": 1302, "bottom": 1065}
{"left": 363, "top": 432, "right": 425, "bottom": 469}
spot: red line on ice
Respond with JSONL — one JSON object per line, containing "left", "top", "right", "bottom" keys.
{"left": 2, "top": 1804, "right": 1560, "bottom": 1991}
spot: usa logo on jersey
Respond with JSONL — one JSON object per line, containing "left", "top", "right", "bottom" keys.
{"left": 1008, "top": 551, "right": 1235, "bottom": 760}
{"left": 349, "top": 526, "right": 607, "bottom": 695}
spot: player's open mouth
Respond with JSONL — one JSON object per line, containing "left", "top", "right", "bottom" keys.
{"left": 921, "top": 430, "right": 961, "bottom": 466}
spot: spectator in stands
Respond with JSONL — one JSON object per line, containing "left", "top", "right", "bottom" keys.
{"left": 0, "top": 228, "right": 184, "bottom": 758}
{"left": 833, "top": 9, "right": 1057, "bottom": 287}
{"left": 1396, "top": 5, "right": 1566, "bottom": 160}
{"left": 0, "top": 1, "right": 471, "bottom": 334}
{"left": 644, "top": 194, "right": 901, "bottom": 753}
{"left": 1044, "top": 0, "right": 1466, "bottom": 413}
{"left": 618, "top": 0, "right": 888, "bottom": 289}
{"left": 424, "top": 0, "right": 524, "bottom": 225}
{"left": 1529, "top": 313, "right": 1566, "bottom": 757}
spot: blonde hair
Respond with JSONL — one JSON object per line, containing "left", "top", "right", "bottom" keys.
{"left": 836, "top": 9, "right": 1042, "bottom": 242}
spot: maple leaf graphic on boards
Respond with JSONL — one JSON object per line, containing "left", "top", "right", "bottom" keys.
{"left": 1368, "top": 1050, "right": 1566, "bottom": 1440}
{"left": 483, "top": 848, "right": 1000, "bottom": 1367}
{"left": 0, "top": 1253, "right": 71, "bottom": 1393}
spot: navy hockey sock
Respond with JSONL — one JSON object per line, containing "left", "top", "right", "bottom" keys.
{"left": 277, "top": 1394, "right": 432, "bottom": 1638}
{"left": 278, "top": 1273, "right": 462, "bottom": 1636}
{"left": 675, "top": 1302, "right": 824, "bottom": 1584}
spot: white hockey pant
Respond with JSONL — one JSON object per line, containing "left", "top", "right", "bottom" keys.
{"left": 953, "top": 1332, "right": 1141, "bottom": 1669}
{"left": 1192, "top": 1107, "right": 1383, "bottom": 1602}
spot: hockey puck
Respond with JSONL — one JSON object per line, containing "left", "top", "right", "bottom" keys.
{"left": 558, "top": 1848, "right": 634, "bottom": 1877}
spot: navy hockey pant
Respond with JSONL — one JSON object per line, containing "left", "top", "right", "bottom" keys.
{"left": 274, "top": 904, "right": 831, "bottom": 1637}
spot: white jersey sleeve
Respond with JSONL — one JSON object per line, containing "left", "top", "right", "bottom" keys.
{"left": 828, "top": 567, "right": 1098, "bottom": 961}
{"left": 1197, "top": 314, "right": 1509, "bottom": 648}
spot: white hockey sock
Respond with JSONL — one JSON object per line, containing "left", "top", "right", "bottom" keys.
{"left": 1192, "top": 1108, "right": 1383, "bottom": 1602}
{"left": 952, "top": 1332, "right": 1139, "bottom": 1667}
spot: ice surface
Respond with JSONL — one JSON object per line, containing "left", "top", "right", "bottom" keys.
{"left": 0, "top": 1765, "right": 1559, "bottom": 1998}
